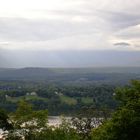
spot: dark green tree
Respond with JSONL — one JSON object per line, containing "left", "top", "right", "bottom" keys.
{"left": 6, "top": 100, "right": 48, "bottom": 140}
{"left": 91, "top": 80, "right": 140, "bottom": 140}
{"left": 0, "top": 108, "right": 13, "bottom": 131}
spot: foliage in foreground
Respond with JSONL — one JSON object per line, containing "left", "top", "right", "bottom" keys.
{"left": 91, "top": 80, "right": 140, "bottom": 140}
{"left": 0, "top": 80, "right": 140, "bottom": 140}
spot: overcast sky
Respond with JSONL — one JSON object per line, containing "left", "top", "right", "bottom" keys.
{"left": 0, "top": 0, "right": 140, "bottom": 67}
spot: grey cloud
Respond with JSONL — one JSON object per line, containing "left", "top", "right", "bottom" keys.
{"left": 80, "top": 0, "right": 140, "bottom": 30}
{"left": 115, "top": 24, "right": 140, "bottom": 40}
{"left": 0, "top": 0, "right": 140, "bottom": 67}
{"left": 40, "top": 9, "right": 90, "bottom": 16}
{"left": 134, "top": 44, "right": 140, "bottom": 48}
{"left": 114, "top": 42, "right": 131, "bottom": 46}
{"left": 0, "top": 6, "right": 140, "bottom": 44}
{"left": 96, "top": 11, "right": 140, "bottom": 31}
{"left": 45, "top": 9, "right": 140, "bottom": 30}
{"left": 0, "top": 17, "right": 98, "bottom": 42}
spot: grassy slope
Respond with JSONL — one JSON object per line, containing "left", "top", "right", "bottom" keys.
{"left": 81, "top": 97, "right": 93, "bottom": 104}
{"left": 59, "top": 95, "right": 77, "bottom": 105}
{"left": 6, "top": 95, "right": 49, "bottom": 103}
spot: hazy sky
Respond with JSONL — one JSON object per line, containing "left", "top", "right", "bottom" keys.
{"left": 0, "top": 0, "right": 140, "bottom": 67}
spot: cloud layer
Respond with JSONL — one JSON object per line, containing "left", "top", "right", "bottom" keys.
{"left": 0, "top": 0, "right": 140, "bottom": 67}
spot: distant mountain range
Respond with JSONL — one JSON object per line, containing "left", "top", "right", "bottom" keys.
{"left": 0, "top": 67, "right": 140, "bottom": 85}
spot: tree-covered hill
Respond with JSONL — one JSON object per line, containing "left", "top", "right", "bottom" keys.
{"left": 0, "top": 67, "right": 140, "bottom": 85}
